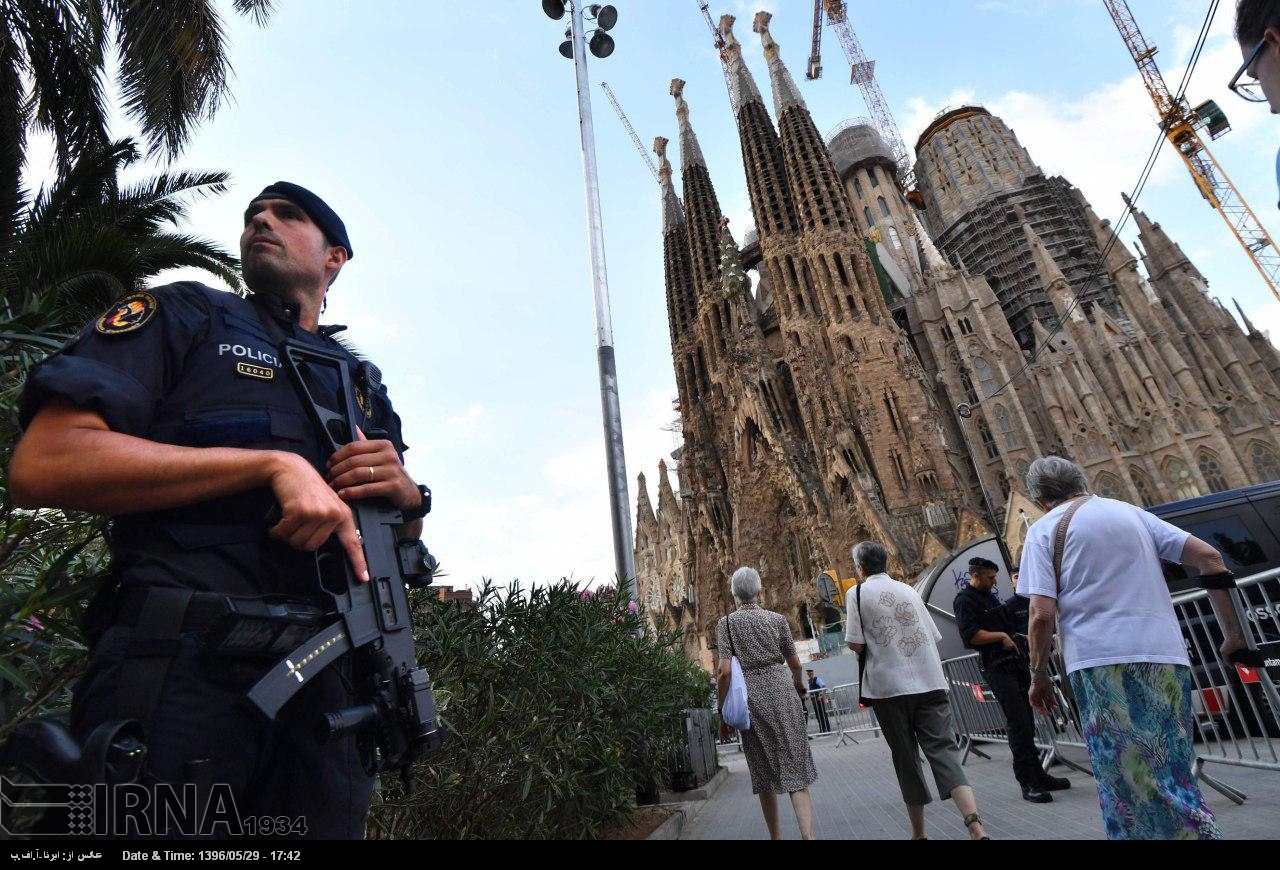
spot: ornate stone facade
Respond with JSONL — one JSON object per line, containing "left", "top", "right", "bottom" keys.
{"left": 634, "top": 15, "right": 1280, "bottom": 660}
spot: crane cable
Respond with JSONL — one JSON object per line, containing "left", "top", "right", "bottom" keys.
{"left": 963, "top": 0, "right": 1218, "bottom": 410}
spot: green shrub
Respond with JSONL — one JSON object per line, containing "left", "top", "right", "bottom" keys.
{"left": 368, "top": 581, "right": 714, "bottom": 840}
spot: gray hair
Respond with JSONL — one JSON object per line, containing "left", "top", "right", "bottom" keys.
{"left": 851, "top": 541, "right": 889, "bottom": 576}
{"left": 730, "top": 566, "right": 762, "bottom": 603}
{"left": 1025, "top": 456, "right": 1087, "bottom": 504}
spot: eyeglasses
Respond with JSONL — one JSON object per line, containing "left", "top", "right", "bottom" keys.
{"left": 1229, "top": 37, "right": 1269, "bottom": 103}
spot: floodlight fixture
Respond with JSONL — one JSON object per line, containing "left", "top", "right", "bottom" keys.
{"left": 589, "top": 30, "right": 615, "bottom": 59}
{"left": 590, "top": 4, "right": 618, "bottom": 31}
{"left": 542, "top": 0, "right": 566, "bottom": 20}
{"left": 559, "top": 39, "right": 574, "bottom": 58}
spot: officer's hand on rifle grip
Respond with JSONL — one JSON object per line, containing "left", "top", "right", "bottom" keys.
{"left": 266, "top": 451, "right": 369, "bottom": 582}
{"left": 326, "top": 427, "right": 419, "bottom": 510}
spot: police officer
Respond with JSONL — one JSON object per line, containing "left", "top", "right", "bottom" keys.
{"left": 10, "top": 182, "right": 432, "bottom": 839}
{"left": 953, "top": 557, "right": 1068, "bottom": 803}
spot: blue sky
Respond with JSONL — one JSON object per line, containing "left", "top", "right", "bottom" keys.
{"left": 28, "top": 0, "right": 1280, "bottom": 590}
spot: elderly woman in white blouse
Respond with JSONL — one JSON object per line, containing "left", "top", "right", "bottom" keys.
{"left": 715, "top": 567, "right": 818, "bottom": 840}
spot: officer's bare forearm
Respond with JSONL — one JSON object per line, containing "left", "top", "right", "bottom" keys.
{"left": 11, "top": 401, "right": 290, "bottom": 514}
{"left": 970, "top": 629, "right": 1008, "bottom": 646}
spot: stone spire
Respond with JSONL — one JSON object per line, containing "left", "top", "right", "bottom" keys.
{"left": 656, "top": 135, "right": 698, "bottom": 358}
{"left": 721, "top": 13, "right": 797, "bottom": 240}
{"left": 719, "top": 14, "right": 763, "bottom": 113}
{"left": 656, "top": 458, "right": 679, "bottom": 512}
{"left": 1124, "top": 192, "right": 1195, "bottom": 280}
{"left": 1235, "top": 298, "right": 1260, "bottom": 335}
{"left": 913, "top": 211, "right": 951, "bottom": 276}
{"left": 751, "top": 11, "right": 855, "bottom": 235}
{"left": 654, "top": 136, "right": 684, "bottom": 233}
{"left": 1021, "top": 218, "right": 1079, "bottom": 321}
{"left": 754, "top": 12, "right": 806, "bottom": 117}
{"left": 672, "top": 78, "right": 706, "bottom": 170}
{"left": 636, "top": 471, "right": 655, "bottom": 526}
{"left": 672, "top": 79, "right": 723, "bottom": 295}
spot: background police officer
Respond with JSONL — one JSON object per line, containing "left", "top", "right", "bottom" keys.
{"left": 953, "top": 557, "right": 1068, "bottom": 803}
{"left": 10, "top": 182, "right": 431, "bottom": 839}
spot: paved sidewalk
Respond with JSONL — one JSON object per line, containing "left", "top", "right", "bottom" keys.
{"left": 680, "top": 736, "right": 1280, "bottom": 840}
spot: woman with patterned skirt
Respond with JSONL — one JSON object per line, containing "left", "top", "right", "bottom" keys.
{"left": 1019, "top": 456, "right": 1247, "bottom": 839}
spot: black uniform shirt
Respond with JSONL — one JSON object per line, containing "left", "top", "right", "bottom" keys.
{"left": 953, "top": 584, "right": 1017, "bottom": 669}
{"left": 18, "top": 282, "right": 409, "bottom": 601}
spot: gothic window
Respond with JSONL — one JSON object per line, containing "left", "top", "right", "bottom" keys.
{"left": 978, "top": 419, "right": 999, "bottom": 460}
{"left": 995, "top": 405, "right": 1019, "bottom": 448}
{"left": 853, "top": 177, "right": 864, "bottom": 198}
{"left": 972, "top": 356, "right": 995, "bottom": 397}
{"left": 886, "top": 226, "right": 902, "bottom": 250}
{"left": 1163, "top": 457, "right": 1200, "bottom": 501}
{"left": 1093, "top": 472, "right": 1125, "bottom": 500}
{"left": 877, "top": 196, "right": 891, "bottom": 218}
{"left": 1196, "top": 448, "right": 1229, "bottom": 493}
{"left": 1130, "top": 466, "right": 1155, "bottom": 507}
{"left": 870, "top": 169, "right": 880, "bottom": 188}
{"left": 1249, "top": 441, "right": 1280, "bottom": 482}
{"left": 997, "top": 471, "right": 1011, "bottom": 496}
{"left": 960, "top": 371, "right": 978, "bottom": 405}
{"left": 864, "top": 206, "right": 875, "bottom": 228}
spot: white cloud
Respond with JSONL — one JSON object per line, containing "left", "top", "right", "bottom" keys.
{"left": 446, "top": 403, "right": 485, "bottom": 432}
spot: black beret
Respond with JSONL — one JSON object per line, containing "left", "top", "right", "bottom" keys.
{"left": 251, "top": 181, "right": 353, "bottom": 260}
{"left": 969, "top": 556, "right": 999, "bottom": 572}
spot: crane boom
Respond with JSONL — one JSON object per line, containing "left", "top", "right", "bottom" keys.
{"left": 806, "top": 0, "right": 824, "bottom": 81}
{"left": 1104, "top": 0, "right": 1280, "bottom": 303}
{"left": 600, "top": 82, "right": 659, "bottom": 185}
{"left": 823, "top": 1, "right": 913, "bottom": 190}
{"left": 694, "top": 0, "right": 737, "bottom": 112}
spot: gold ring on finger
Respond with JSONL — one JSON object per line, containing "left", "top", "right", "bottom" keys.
{"left": 368, "top": 466, "right": 375, "bottom": 480}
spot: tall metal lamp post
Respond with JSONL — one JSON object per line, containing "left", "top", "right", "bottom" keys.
{"left": 542, "top": 1, "right": 637, "bottom": 601}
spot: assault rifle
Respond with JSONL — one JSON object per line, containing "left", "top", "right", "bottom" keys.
{"left": 246, "top": 339, "right": 443, "bottom": 790}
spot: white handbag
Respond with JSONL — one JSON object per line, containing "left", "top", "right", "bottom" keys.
{"left": 721, "top": 615, "right": 751, "bottom": 731}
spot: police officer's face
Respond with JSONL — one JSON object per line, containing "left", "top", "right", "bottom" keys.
{"left": 241, "top": 199, "right": 344, "bottom": 295}
{"left": 972, "top": 568, "right": 997, "bottom": 591}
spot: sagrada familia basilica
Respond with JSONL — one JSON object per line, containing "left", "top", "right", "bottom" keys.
{"left": 633, "top": 12, "right": 1280, "bottom": 668}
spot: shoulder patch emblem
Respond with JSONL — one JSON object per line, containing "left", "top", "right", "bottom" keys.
{"left": 96, "top": 292, "right": 158, "bottom": 335}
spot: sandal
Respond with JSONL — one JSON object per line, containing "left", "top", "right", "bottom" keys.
{"left": 964, "top": 812, "right": 991, "bottom": 840}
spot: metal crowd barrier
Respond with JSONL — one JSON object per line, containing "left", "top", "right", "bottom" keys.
{"left": 811, "top": 682, "right": 881, "bottom": 746}
{"left": 940, "top": 568, "right": 1280, "bottom": 802}
{"left": 941, "top": 652, "right": 1089, "bottom": 775}
{"left": 1167, "top": 569, "right": 1280, "bottom": 803}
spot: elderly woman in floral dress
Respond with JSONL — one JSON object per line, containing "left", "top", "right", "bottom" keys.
{"left": 716, "top": 567, "right": 818, "bottom": 840}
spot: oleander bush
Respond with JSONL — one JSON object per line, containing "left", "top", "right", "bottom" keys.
{"left": 367, "top": 581, "right": 714, "bottom": 840}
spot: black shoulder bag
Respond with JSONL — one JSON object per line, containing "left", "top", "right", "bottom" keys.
{"left": 855, "top": 581, "right": 871, "bottom": 707}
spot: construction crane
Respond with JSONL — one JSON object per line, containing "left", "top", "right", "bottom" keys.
{"left": 600, "top": 82, "right": 659, "bottom": 185}
{"left": 806, "top": 1, "right": 918, "bottom": 199}
{"left": 1105, "top": 0, "right": 1280, "bottom": 302}
{"left": 693, "top": 0, "right": 736, "bottom": 112}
